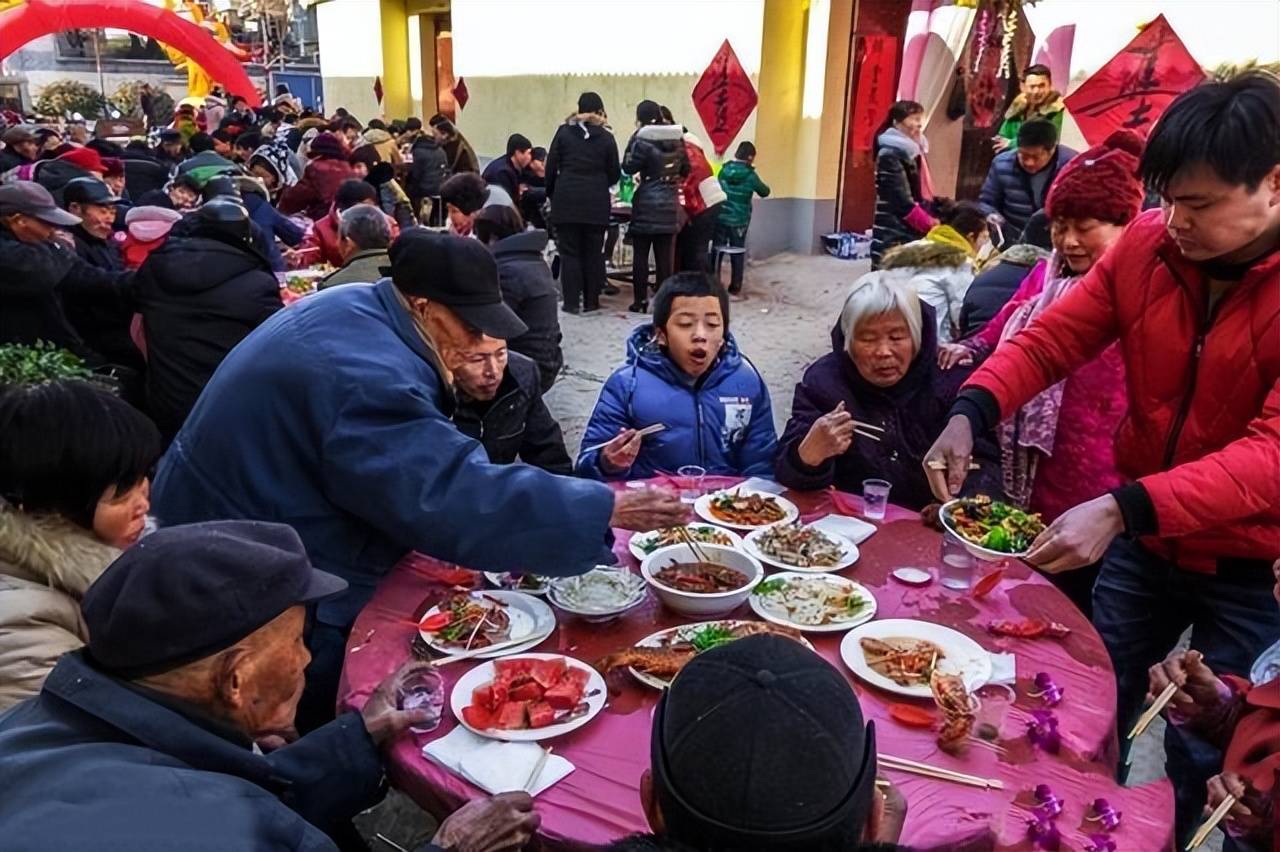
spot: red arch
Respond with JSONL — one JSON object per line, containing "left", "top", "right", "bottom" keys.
{"left": 0, "top": 0, "right": 261, "bottom": 107}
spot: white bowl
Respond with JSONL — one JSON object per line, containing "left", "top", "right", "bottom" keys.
{"left": 640, "top": 543, "right": 763, "bottom": 618}
{"left": 939, "top": 499, "right": 1029, "bottom": 562}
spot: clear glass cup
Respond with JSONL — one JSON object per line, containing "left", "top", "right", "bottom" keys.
{"left": 939, "top": 532, "right": 975, "bottom": 590}
{"left": 676, "top": 465, "right": 707, "bottom": 504}
{"left": 397, "top": 668, "right": 445, "bottom": 734}
{"left": 861, "top": 479, "right": 891, "bottom": 520}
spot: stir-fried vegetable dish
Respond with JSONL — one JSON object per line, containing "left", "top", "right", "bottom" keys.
{"left": 946, "top": 496, "right": 1045, "bottom": 554}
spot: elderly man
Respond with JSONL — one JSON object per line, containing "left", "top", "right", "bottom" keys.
{"left": 0, "top": 520, "right": 540, "bottom": 851}
{"left": 152, "top": 231, "right": 687, "bottom": 730}
{"left": 0, "top": 125, "right": 39, "bottom": 173}
{"left": 63, "top": 177, "right": 123, "bottom": 270}
{"left": 319, "top": 203, "right": 393, "bottom": 289}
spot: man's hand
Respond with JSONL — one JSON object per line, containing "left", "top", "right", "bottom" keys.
{"left": 991, "top": 136, "right": 1011, "bottom": 153}
{"left": 797, "top": 401, "right": 855, "bottom": 467}
{"left": 609, "top": 486, "right": 690, "bottom": 532}
{"left": 871, "top": 777, "right": 907, "bottom": 844}
{"left": 431, "top": 792, "right": 541, "bottom": 852}
{"left": 1206, "top": 772, "right": 1273, "bottom": 844}
{"left": 1147, "top": 650, "right": 1231, "bottom": 723}
{"left": 923, "top": 415, "right": 975, "bottom": 501}
{"left": 599, "top": 428, "right": 642, "bottom": 474}
{"left": 937, "top": 343, "right": 974, "bottom": 371}
{"left": 1024, "top": 494, "right": 1124, "bottom": 573}
{"left": 360, "top": 660, "right": 436, "bottom": 745}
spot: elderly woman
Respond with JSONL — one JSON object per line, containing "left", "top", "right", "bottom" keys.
{"left": 0, "top": 381, "right": 160, "bottom": 709}
{"left": 775, "top": 274, "right": 1001, "bottom": 511}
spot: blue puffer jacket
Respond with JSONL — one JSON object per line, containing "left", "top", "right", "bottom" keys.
{"left": 977, "top": 145, "right": 1076, "bottom": 244}
{"left": 576, "top": 324, "right": 777, "bottom": 480}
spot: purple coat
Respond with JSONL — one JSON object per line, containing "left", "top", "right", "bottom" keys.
{"left": 775, "top": 304, "right": 1004, "bottom": 511}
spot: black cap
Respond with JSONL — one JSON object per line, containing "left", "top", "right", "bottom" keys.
{"left": 200, "top": 175, "right": 241, "bottom": 203}
{"left": 158, "top": 128, "right": 182, "bottom": 143}
{"left": 194, "top": 197, "right": 251, "bottom": 243}
{"left": 63, "top": 177, "right": 121, "bottom": 208}
{"left": 578, "top": 91, "right": 605, "bottom": 115}
{"left": 651, "top": 635, "right": 877, "bottom": 848}
{"left": 385, "top": 229, "right": 528, "bottom": 340}
{"left": 82, "top": 520, "right": 347, "bottom": 678}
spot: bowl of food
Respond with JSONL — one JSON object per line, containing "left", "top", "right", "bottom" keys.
{"left": 547, "top": 566, "right": 648, "bottom": 622}
{"left": 640, "top": 543, "right": 763, "bottom": 618}
{"left": 940, "top": 496, "right": 1046, "bottom": 561}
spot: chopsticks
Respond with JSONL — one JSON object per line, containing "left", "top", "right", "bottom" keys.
{"left": 852, "top": 420, "right": 884, "bottom": 443}
{"left": 1128, "top": 682, "right": 1177, "bottom": 740}
{"left": 580, "top": 423, "right": 666, "bottom": 455}
{"left": 675, "top": 525, "right": 711, "bottom": 564}
{"left": 431, "top": 634, "right": 533, "bottom": 666}
{"left": 1185, "top": 794, "right": 1235, "bottom": 850}
{"left": 878, "top": 753, "right": 1004, "bottom": 790}
{"left": 926, "top": 459, "right": 982, "bottom": 471}
{"left": 524, "top": 746, "right": 553, "bottom": 792}
{"left": 373, "top": 834, "right": 412, "bottom": 852}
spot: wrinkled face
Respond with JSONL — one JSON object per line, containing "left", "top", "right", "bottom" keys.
{"left": 1051, "top": 216, "right": 1124, "bottom": 275}
{"left": 93, "top": 478, "right": 150, "bottom": 549}
{"left": 850, "top": 312, "right": 916, "bottom": 388}
{"left": 528, "top": 159, "right": 546, "bottom": 178}
{"left": 170, "top": 184, "right": 199, "bottom": 210}
{"left": 453, "top": 335, "right": 509, "bottom": 401}
{"left": 2, "top": 212, "right": 58, "bottom": 243}
{"left": 1161, "top": 163, "right": 1280, "bottom": 262}
{"left": 655, "top": 295, "right": 725, "bottom": 379}
{"left": 249, "top": 162, "right": 279, "bottom": 189}
{"left": 407, "top": 296, "right": 483, "bottom": 386}
{"left": 232, "top": 607, "right": 311, "bottom": 736}
{"left": 1022, "top": 73, "right": 1052, "bottom": 105}
{"left": 512, "top": 149, "right": 533, "bottom": 169}
{"left": 1017, "top": 145, "right": 1055, "bottom": 175}
{"left": 895, "top": 111, "right": 925, "bottom": 139}
{"left": 71, "top": 202, "right": 117, "bottom": 240}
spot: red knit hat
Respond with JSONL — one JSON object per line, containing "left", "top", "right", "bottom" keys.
{"left": 1045, "top": 130, "right": 1145, "bottom": 226}
{"left": 56, "top": 146, "right": 106, "bottom": 175}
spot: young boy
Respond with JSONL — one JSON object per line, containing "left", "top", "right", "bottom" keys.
{"left": 715, "top": 141, "right": 771, "bottom": 294}
{"left": 576, "top": 272, "right": 777, "bottom": 480}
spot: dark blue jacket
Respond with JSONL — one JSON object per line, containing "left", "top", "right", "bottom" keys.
{"left": 977, "top": 145, "right": 1076, "bottom": 244}
{"left": 152, "top": 279, "right": 615, "bottom": 629}
{"left": 576, "top": 324, "right": 777, "bottom": 480}
{"left": 244, "top": 191, "right": 305, "bottom": 272}
{"left": 0, "top": 652, "right": 386, "bottom": 851}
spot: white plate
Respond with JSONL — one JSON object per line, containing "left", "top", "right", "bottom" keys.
{"left": 483, "top": 572, "right": 550, "bottom": 596}
{"left": 628, "top": 524, "right": 744, "bottom": 561}
{"left": 694, "top": 489, "right": 800, "bottom": 531}
{"left": 742, "top": 524, "right": 859, "bottom": 573}
{"left": 840, "top": 618, "right": 993, "bottom": 698}
{"left": 547, "top": 567, "right": 648, "bottom": 621}
{"left": 748, "top": 572, "right": 877, "bottom": 633}
{"left": 627, "top": 620, "right": 815, "bottom": 690}
{"left": 419, "top": 591, "right": 556, "bottom": 659}
{"left": 939, "top": 499, "right": 1035, "bottom": 562}
{"left": 450, "top": 653, "right": 606, "bottom": 742}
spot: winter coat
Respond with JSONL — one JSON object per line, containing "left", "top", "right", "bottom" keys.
{"left": 361, "top": 128, "right": 403, "bottom": 168}
{"left": 977, "top": 144, "right": 1076, "bottom": 243}
{"left": 0, "top": 227, "right": 134, "bottom": 366}
{"left": 679, "top": 132, "right": 727, "bottom": 218}
{"left": 319, "top": 248, "right": 390, "bottom": 289}
{"left": 407, "top": 135, "right": 449, "bottom": 200}
{"left": 545, "top": 112, "right": 621, "bottom": 227}
{"left": 958, "top": 244, "right": 1048, "bottom": 337}
{"left": 119, "top": 152, "right": 170, "bottom": 202}
{"left": 996, "top": 91, "right": 1067, "bottom": 145}
{"left": 576, "top": 325, "right": 777, "bottom": 480}
{"left": 0, "top": 652, "right": 392, "bottom": 852}
{"left": 453, "top": 352, "right": 572, "bottom": 475}
{"left": 244, "top": 192, "right": 304, "bottom": 272}
{"left": 0, "top": 147, "right": 34, "bottom": 174}
{"left": 174, "top": 151, "right": 239, "bottom": 187}
{"left": 0, "top": 511, "right": 118, "bottom": 711}
{"left": 65, "top": 227, "right": 142, "bottom": 370}
{"left": 880, "top": 235, "right": 975, "bottom": 343}
{"left": 300, "top": 205, "right": 400, "bottom": 269}
{"left": 1217, "top": 672, "right": 1280, "bottom": 817}
{"left": 718, "top": 159, "right": 770, "bottom": 229}
{"left": 134, "top": 226, "right": 283, "bottom": 439}
{"left": 33, "top": 159, "right": 94, "bottom": 205}
{"left": 278, "top": 157, "right": 356, "bottom": 220}
{"left": 872, "top": 129, "right": 934, "bottom": 268}
{"left": 622, "top": 124, "right": 689, "bottom": 236}
{"left": 151, "top": 279, "right": 616, "bottom": 630}
{"left": 776, "top": 305, "right": 1003, "bottom": 511}
{"left": 491, "top": 230, "right": 562, "bottom": 391}
{"left": 482, "top": 155, "right": 523, "bottom": 201}
{"left": 960, "top": 208, "right": 1280, "bottom": 572}
{"left": 442, "top": 133, "right": 479, "bottom": 175}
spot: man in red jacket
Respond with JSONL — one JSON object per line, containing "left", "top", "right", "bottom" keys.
{"left": 924, "top": 72, "right": 1280, "bottom": 843}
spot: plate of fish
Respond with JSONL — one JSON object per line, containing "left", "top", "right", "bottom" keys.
{"left": 748, "top": 573, "right": 877, "bottom": 632}
{"left": 743, "top": 522, "right": 858, "bottom": 572}
{"left": 418, "top": 591, "right": 555, "bottom": 659}
{"left": 695, "top": 488, "right": 799, "bottom": 530}
{"left": 628, "top": 524, "right": 743, "bottom": 560}
{"left": 839, "top": 618, "right": 992, "bottom": 698}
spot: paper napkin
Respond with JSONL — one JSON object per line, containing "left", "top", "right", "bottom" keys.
{"left": 423, "top": 727, "right": 574, "bottom": 797}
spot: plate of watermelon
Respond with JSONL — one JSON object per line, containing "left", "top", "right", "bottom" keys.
{"left": 452, "top": 654, "right": 607, "bottom": 742}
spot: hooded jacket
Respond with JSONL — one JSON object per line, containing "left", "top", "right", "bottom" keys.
{"left": 278, "top": 157, "right": 356, "bottom": 220}
{"left": 360, "top": 128, "right": 403, "bottom": 168}
{"left": 134, "top": 220, "right": 283, "bottom": 438}
{"left": 718, "top": 159, "right": 771, "bottom": 229}
{"left": 453, "top": 351, "right": 572, "bottom": 474}
{"left": 576, "top": 324, "right": 777, "bottom": 480}
{"left": 318, "top": 247, "right": 391, "bottom": 290}
{"left": 545, "top": 112, "right": 621, "bottom": 227}
{"left": 959, "top": 244, "right": 1049, "bottom": 336}
{"left": 880, "top": 236, "right": 975, "bottom": 343}
{"left": 491, "top": 229, "right": 563, "bottom": 392}
{"left": 622, "top": 123, "right": 689, "bottom": 235}
{"left": 872, "top": 128, "right": 931, "bottom": 266}
{"left": 407, "top": 135, "right": 449, "bottom": 200}
{"left": 441, "top": 132, "right": 479, "bottom": 175}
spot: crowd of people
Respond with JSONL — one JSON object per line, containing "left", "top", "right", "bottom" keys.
{"left": 0, "top": 64, "right": 1276, "bottom": 852}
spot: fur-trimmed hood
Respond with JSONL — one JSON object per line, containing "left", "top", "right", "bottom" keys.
{"left": 0, "top": 510, "right": 120, "bottom": 599}
{"left": 565, "top": 111, "right": 609, "bottom": 128}
{"left": 999, "top": 243, "right": 1051, "bottom": 267}
{"left": 1004, "top": 91, "right": 1066, "bottom": 122}
{"left": 880, "top": 239, "right": 971, "bottom": 271}
{"left": 635, "top": 123, "right": 685, "bottom": 144}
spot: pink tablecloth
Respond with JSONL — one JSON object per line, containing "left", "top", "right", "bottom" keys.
{"left": 338, "top": 480, "right": 1173, "bottom": 850}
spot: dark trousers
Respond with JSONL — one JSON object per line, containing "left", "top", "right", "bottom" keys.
{"left": 557, "top": 223, "right": 607, "bottom": 312}
{"left": 714, "top": 224, "right": 749, "bottom": 292}
{"left": 630, "top": 232, "right": 674, "bottom": 307}
{"left": 676, "top": 205, "right": 721, "bottom": 276}
{"left": 1092, "top": 536, "right": 1280, "bottom": 845}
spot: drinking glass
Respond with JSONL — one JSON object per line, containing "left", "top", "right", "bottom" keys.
{"left": 397, "top": 667, "right": 445, "bottom": 734}
{"left": 861, "top": 479, "right": 891, "bottom": 520}
{"left": 939, "top": 532, "right": 975, "bottom": 590}
{"left": 676, "top": 465, "right": 706, "bottom": 504}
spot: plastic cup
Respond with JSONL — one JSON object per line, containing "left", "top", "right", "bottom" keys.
{"left": 939, "top": 532, "right": 975, "bottom": 590}
{"left": 397, "top": 668, "right": 444, "bottom": 734}
{"left": 676, "top": 465, "right": 706, "bottom": 504}
{"left": 861, "top": 479, "right": 891, "bottom": 520}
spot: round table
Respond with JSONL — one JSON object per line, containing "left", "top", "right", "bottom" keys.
{"left": 338, "top": 478, "right": 1173, "bottom": 850}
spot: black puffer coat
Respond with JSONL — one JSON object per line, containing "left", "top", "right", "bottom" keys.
{"left": 491, "top": 230, "right": 562, "bottom": 392}
{"left": 622, "top": 123, "right": 687, "bottom": 235}
{"left": 957, "top": 244, "right": 1047, "bottom": 337}
{"left": 452, "top": 352, "right": 573, "bottom": 475}
{"left": 407, "top": 135, "right": 448, "bottom": 200}
{"left": 66, "top": 228, "right": 143, "bottom": 370}
{"left": 134, "top": 221, "right": 282, "bottom": 439}
{"left": 871, "top": 132, "right": 927, "bottom": 267}
{"left": 545, "top": 113, "right": 621, "bottom": 227}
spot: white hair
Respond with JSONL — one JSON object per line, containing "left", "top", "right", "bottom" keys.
{"left": 838, "top": 271, "right": 923, "bottom": 352}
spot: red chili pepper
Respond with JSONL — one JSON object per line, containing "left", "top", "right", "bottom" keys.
{"left": 971, "top": 569, "right": 1005, "bottom": 599}
{"left": 888, "top": 703, "right": 937, "bottom": 728}
{"left": 418, "top": 612, "right": 452, "bottom": 632}
{"left": 987, "top": 618, "right": 1049, "bottom": 639}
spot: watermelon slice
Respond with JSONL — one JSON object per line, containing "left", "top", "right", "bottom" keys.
{"left": 526, "top": 701, "right": 556, "bottom": 729}
{"left": 508, "top": 681, "right": 544, "bottom": 702}
{"left": 530, "top": 658, "right": 567, "bottom": 690}
{"left": 494, "top": 701, "right": 529, "bottom": 730}
{"left": 544, "top": 667, "right": 590, "bottom": 710}
{"left": 471, "top": 684, "right": 496, "bottom": 711}
{"left": 462, "top": 704, "right": 495, "bottom": 730}
{"left": 494, "top": 659, "right": 536, "bottom": 680}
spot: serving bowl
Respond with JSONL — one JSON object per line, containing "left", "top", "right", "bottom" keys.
{"left": 547, "top": 566, "right": 648, "bottom": 623}
{"left": 939, "top": 499, "right": 1031, "bottom": 562}
{"left": 640, "top": 543, "right": 763, "bottom": 618}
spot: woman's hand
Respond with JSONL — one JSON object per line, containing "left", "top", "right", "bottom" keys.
{"left": 599, "top": 428, "right": 642, "bottom": 474}
{"left": 797, "top": 402, "right": 855, "bottom": 467}
{"left": 937, "top": 343, "right": 974, "bottom": 370}
{"left": 1205, "top": 772, "right": 1273, "bottom": 845}
{"left": 1147, "top": 649, "right": 1232, "bottom": 724}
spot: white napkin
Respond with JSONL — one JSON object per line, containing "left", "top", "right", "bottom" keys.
{"left": 810, "top": 513, "right": 877, "bottom": 545}
{"left": 738, "top": 476, "right": 787, "bottom": 495}
{"left": 422, "top": 727, "right": 574, "bottom": 796}
{"left": 986, "top": 652, "right": 1017, "bottom": 687}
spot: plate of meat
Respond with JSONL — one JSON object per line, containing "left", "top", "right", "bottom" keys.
{"left": 695, "top": 488, "right": 800, "bottom": 530}
{"left": 840, "top": 619, "right": 992, "bottom": 698}
{"left": 452, "top": 654, "right": 606, "bottom": 741}
{"left": 418, "top": 591, "right": 555, "bottom": 659}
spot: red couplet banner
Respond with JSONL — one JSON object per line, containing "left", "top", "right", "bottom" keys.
{"left": 692, "top": 39, "right": 759, "bottom": 156}
{"left": 851, "top": 34, "right": 899, "bottom": 154}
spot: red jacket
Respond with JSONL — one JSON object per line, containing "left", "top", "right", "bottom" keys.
{"left": 298, "top": 204, "right": 402, "bottom": 269}
{"left": 679, "top": 134, "right": 726, "bottom": 219}
{"left": 962, "top": 209, "right": 1280, "bottom": 571}
{"left": 277, "top": 158, "right": 355, "bottom": 221}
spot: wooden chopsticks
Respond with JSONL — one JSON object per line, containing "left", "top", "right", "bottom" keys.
{"left": 1185, "top": 793, "right": 1235, "bottom": 849}
{"left": 524, "top": 746, "right": 553, "bottom": 793}
{"left": 580, "top": 423, "right": 666, "bottom": 455}
{"left": 878, "top": 753, "right": 1004, "bottom": 790}
{"left": 852, "top": 420, "right": 884, "bottom": 442}
{"left": 430, "top": 634, "right": 531, "bottom": 666}
{"left": 1128, "top": 682, "right": 1177, "bottom": 740}
{"left": 675, "top": 525, "right": 711, "bottom": 564}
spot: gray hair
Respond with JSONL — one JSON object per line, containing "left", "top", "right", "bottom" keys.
{"left": 338, "top": 204, "right": 392, "bottom": 251}
{"left": 838, "top": 270, "right": 923, "bottom": 352}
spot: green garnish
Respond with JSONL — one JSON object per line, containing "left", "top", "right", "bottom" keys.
{"left": 753, "top": 578, "right": 788, "bottom": 597}
{"left": 690, "top": 625, "right": 737, "bottom": 653}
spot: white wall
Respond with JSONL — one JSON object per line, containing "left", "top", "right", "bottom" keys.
{"left": 315, "top": 0, "right": 384, "bottom": 120}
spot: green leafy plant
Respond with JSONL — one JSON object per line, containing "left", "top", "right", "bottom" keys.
{"left": 33, "top": 80, "right": 108, "bottom": 120}
{"left": 0, "top": 342, "right": 93, "bottom": 386}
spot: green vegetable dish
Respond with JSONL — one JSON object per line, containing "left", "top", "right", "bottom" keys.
{"left": 946, "top": 496, "right": 1046, "bottom": 554}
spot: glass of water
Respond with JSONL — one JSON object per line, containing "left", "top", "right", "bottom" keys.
{"left": 861, "top": 479, "right": 891, "bottom": 520}
{"left": 939, "top": 532, "right": 975, "bottom": 590}
{"left": 397, "top": 667, "right": 445, "bottom": 734}
{"left": 676, "top": 465, "right": 706, "bottom": 505}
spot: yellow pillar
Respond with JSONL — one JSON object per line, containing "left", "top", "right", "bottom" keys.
{"left": 379, "top": 0, "right": 412, "bottom": 118}
{"left": 755, "top": 0, "right": 805, "bottom": 198}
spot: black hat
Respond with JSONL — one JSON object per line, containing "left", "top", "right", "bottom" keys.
{"left": 636, "top": 99, "right": 662, "bottom": 125}
{"left": 385, "top": 229, "right": 528, "bottom": 340}
{"left": 194, "top": 197, "right": 252, "bottom": 244}
{"left": 200, "top": 175, "right": 241, "bottom": 203}
{"left": 651, "top": 635, "right": 878, "bottom": 848}
{"left": 63, "top": 177, "right": 121, "bottom": 209}
{"left": 158, "top": 128, "right": 183, "bottom": 143}
{"left": 82, "top": 520, "right": 347, "bottom": 677}
{"left": 578, "top": 91, "right": 605, "bottom": 115}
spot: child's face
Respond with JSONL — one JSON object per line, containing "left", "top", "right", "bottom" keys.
{"left": 656, "top": 295, "right": 725, "bottom": 379}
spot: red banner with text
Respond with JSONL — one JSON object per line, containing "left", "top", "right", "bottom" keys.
{"left": 851, "top": 34, "right": 899, "bottom": 153}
